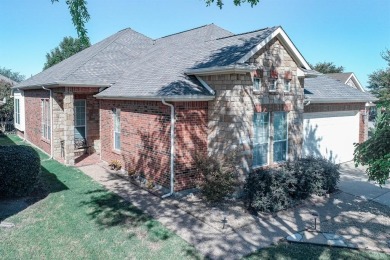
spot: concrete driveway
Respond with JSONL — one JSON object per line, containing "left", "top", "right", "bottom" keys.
{"left": 339, "top": 161, "right": 390, "bottom": 207}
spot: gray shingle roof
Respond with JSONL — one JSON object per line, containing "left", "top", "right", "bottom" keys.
{"left": 304, "top": 75, "right": 376, "bottom": 103}
{"left": 0, "top": 74, "right": 16, "bottom": 85}
{"left": 15, "top": 24, "right": 279, "bottom": 99}
{"left": 326, "top": 72, "right": 353, "bottom": 83}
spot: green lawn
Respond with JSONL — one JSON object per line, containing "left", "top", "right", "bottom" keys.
{"left": 245, "top": 243, "right": 390, "bottom": 260}
{"left": 0, "top": 135, "right": 200, "bottom": 260}
{"left": 1, "top": 135, "right": 389, "bottom": 260}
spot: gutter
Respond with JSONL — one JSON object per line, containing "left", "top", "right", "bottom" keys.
{"left": 42, "top": 86, "right": 54, "bottom": 159}
{"left": 14, "top": 82, "right": 111, "bottom": 90}
{"left": 94, "top": 95, "right": 215, "bottom": 102}
{"left": 161, "top": 99, "right": 175, "bottom": 199}
{"left": 306, "top": 98, "right": 377, "bottom": 104}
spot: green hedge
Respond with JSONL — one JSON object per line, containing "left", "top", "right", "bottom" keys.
{"left": 244, "top": 157, "right": 340, "bottom": 213}
{"left": 0, "top": 145, "right": 41, "bottom": 198}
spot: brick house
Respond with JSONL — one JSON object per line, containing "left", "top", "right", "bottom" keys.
{"left": 13, "top": 24, "right": 375, "bottom": 194}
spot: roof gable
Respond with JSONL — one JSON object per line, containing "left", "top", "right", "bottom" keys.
{"left": 326, "top": 72, "right": 365, "bottom": 92}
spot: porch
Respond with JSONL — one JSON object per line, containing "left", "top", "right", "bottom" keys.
{"left": 52, "top": 86, "right": 101, "bottom": 166}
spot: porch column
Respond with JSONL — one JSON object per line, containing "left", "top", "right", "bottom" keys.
{"left": 63, "top": 91, "right": 75, "bottom": 165}
{"left": 52, "top": 91, "right": 64, "bottom": 160}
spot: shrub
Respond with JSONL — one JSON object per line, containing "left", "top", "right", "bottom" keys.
{"left": 244, "top": 157, "right": 340, "bottom": 213}
{"left": 0, "top": 145, "right": 41, "bottom": 198}
{"left": 244, "top": 167, "right": 297, "bottom": 213}
{"left": 287, "top": 157, "right": 340, "bottom": 198}
{"left": 109, "top": 160, "right": 122, "bottom": 171}
{"left": 194, "top": 152, "right": 238, "bottom": 203}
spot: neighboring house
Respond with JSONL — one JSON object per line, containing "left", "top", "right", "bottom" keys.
{"left": 13, "top": 24, "right": 375, "bottom": 193}
{"left": 326, "top": 72, "right": 365, "bottom": 92}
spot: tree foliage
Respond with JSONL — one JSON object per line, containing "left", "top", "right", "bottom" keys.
{"left": 366, "top": 50, "right": 390, "bottom": 107}
{"left": 43, "top": 36, "right": 90, "bottom": 70}
{"left": 0, "top": 67, "right": 25, "bottom": 82}
{"left": 311, "top": 62, "right": 345, "bottom": 74}
{"left": 51, "top": 0, "right": 90, "bottom": 46}
{"left": 354, "top": 109, "right": 390, "bottom": 185}
{"left": 205, "top": 0, "right": 260, "bottom": 8}
{"left": 53, "top": 0, "right": 261, "bottom": 46}
{"left": 354, "top": 50, "right": 390, "bottom": 185}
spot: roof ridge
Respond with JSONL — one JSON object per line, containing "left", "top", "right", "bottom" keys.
{"left": 156, "top": 24, "right": 213, "bottom": 40}
{"left": 62, "top": 29, "right": 132, "bottom": 82}
{"left": 214, "top": 26, "right": 278, "bottom": 41}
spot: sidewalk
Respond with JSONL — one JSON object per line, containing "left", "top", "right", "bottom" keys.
{"left": 78, "top": 163, "right": 390, "bottom": 258}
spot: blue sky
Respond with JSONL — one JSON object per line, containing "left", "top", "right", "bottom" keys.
{"left": 1, "top": 0, "right": 389, "bottom": 87}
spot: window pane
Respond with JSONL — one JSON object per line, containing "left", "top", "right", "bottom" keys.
{"left": 253, "top": 78, "right": 260, "bottom": 91}
{"left": 274, "top": 112, "right": 287, "bottom": 141}
{"left": 274, "top": 141, "right": 287, "bottom": 162}
{"left": 253, "top": 143, "right": 268, "bottom": 166}
{"left": 75, "top": 126, "right": 86, "bottom": 139}
{"left": 253, "top": 112, "right": 269, "bottom": 166}
{"left": 114, "top": 132, "right": 121, "bottom": 150}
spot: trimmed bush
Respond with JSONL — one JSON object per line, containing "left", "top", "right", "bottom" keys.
{"left": 287, "top": 157, "right": 340, "bottom": 198}
{"left": 244, "top": 167, "right": 297, "bottom": 213}
{"left": 194, "top": 152, "right": 238, "bottom": 203}
{"left": 244, "top": 157, "right": 340, "bottom": 213}
{"left": 0, "top": 145, "right": 41, "bottom": 198}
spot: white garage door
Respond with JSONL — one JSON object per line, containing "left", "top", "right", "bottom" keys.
{"left": 303, "top": 111, "right": 360, "bottom": 163}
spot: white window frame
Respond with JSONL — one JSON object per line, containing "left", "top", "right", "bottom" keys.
{"left": 113, "top": 108, "right": 121, "bottom": 151}
{"left": 269, "top": 79, "right": 277, "bottom": 91}
{"left": 253, "top": 78, "right": 261, "bottom": 92}
{"left": 252, "top": 112, "right": 270, "bottom": 168}
{"left": 41, "top": 99, "right": 50, "bottom": 141}
{"left": 273, "top": 112, "right": 288, "bottom": 163}
{"left": 284, "top": 79, "right": 291, "bottom": 92}
{"left": 15, "top": 98, "right": 20, "bottom": 125}
{"left": 74, "top": 99, "right": 87, "bottom": 140}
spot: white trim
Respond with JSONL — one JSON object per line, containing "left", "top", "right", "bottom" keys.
{"left": 94, "top": 95, "right": 215, "bottom": 102}
{"left": 113, "top": 108, "right": 121, "bottom": 151}
{"left": 252, "top": 112, "right": 270, "bottom": 168}
{"left": 347, "top": 73, "right": 365, "bottom": 92}
{"left": 237, "top": 27, "right": 311, "bottom": 70}
{"left": 195, "top": 75, "right": 215, "bottom": 95}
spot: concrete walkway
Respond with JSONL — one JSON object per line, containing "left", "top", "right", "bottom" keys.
{"left": 79, "top": 163, "right": 390, "bottom": 258}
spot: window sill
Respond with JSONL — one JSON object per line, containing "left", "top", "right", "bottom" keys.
{"left": 253, "top": 90, "right": 262, "bottom": 95}
{"left": 112, "top": 149, "right": 121, "bottom": 155}
{"left": 41, "top": 137, "right": 51, "bottom": 144}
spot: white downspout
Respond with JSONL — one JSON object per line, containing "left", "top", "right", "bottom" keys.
{"left": 161, "top": 99, "right": 175, "bottom": 199}
{"left": 42, "top": 86, "right": 54, "bottom": 159}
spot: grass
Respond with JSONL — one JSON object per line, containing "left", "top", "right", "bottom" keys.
{"left": 245, "top": 243, "right": 390, "bottom": 260}
{"left": 0, "top": 135, "right": 200, "bottom": 260}
{"left": 1, "top": 135, "right": 389, "bottom": 260}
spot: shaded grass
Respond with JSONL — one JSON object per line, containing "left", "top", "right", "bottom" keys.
{"left": 244, "top": 243, "right": 390, "bottom": 260}
{"left": 0, "top": 136, "right": 200, "bottom": 260}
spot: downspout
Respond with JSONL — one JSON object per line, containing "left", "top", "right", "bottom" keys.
{"left": 161, "top": 99, "right": 175, "bottom": 199}
{"left": 42, "top": 86, "right": 54, "bottom": 159}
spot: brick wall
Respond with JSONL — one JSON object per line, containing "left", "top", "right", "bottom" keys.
{"left": 24, "top": 89, "right": 51, "bottom": 155}
{"left": 100, "top": 100, "right": 208, "bottom": 191}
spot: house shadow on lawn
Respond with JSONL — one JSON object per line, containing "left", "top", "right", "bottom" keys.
{"left": 0, "top": 143, "right": 68, "bottom": 222}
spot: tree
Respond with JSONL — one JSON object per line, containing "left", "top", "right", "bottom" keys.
{"left": 51, "top": 0, "right": 90, "bottom": 46}
{"left": 43, "top": 36, "right": 91, "bottom": 70}
{"left": 354, "top": 49, "right": 390, "bottom": 185}
{"left": 366, "top": 50, "right": 390, "bottom": 107}
{"left": 53, "top": 0, "right": 261, "bottom": 46}
{"left": 0, "top": 67, "right": 25, "bottom": 83}
{"left": 311, "top": 62, "right": 344, "bottom": 74}
{"left": 354, "top": 109, "right": 390, "bottom": 185}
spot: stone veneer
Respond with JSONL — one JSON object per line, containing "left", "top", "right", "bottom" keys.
{"left": 202, "top": 38, "right": 304, "bottom": 174}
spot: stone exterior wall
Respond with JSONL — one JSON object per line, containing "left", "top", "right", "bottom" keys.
{"left": 24, "top": 89, "right": 51, "bottom": 155}
{"left": 100, "top": 100, "right": 207, "bottom": 191}
{"left": 203, "top": 38, "right": 304, "bottom": 173}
